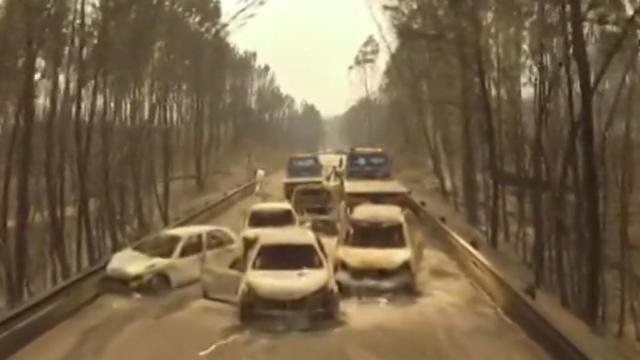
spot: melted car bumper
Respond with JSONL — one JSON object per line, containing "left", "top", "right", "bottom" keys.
{"left": 336, "top": 269, "right": 413, "bottom": 292}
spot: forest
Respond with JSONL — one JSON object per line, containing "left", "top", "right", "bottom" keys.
{"left": 341, "top": 0, "right": 640, "bottom": 340}
{"left": 0, "top": 0, "right": 323, "bottom": 308}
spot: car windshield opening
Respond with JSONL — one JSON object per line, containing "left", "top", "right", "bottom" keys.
{"left": 347, "top": 222, "right": 405, "bottom": 248}
{"left": 293, "top": 189, "right": 332, "bottom": 212}
{"left": 252, "top": 244, "right": 323, "bottom": 270}
{"left": 248, "top": 209, "right": 295, "bottom": 227}
{"left": 133, "top": 234, "right": 181, "bottom": 258}
{"left": 291, "top": 158, "right": 318, "bottom": 167}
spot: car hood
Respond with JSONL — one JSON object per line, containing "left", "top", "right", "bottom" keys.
{"left": 106, "top": 248, "right": 168, "bottom": 278}
{"left": 245, "top": 269, "right": 329, "bottom": 301}
{"left": 337, "top": 246, "right": 411, "bottom": 270}
{"left": 242, "top": 226, "right": 296, "bottom": 238}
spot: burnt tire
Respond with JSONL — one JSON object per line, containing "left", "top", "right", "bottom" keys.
{"left": 239, "top": 301, "right": 254, "bottom": 323}
{"left": 148, "top": 274, "right": 171, "bottom": 295}
{"left": 404, "top": 278, "right": 419, "bottom": 296}
{"left": 323, "top": 295, "right": 340, "bottom": 319}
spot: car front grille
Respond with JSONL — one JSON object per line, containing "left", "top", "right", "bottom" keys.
{"left": 255, "top": 293, "right": 324, "bottom": 311}
{"left": 347, "top": 268, "right": 401, "bottom": 280}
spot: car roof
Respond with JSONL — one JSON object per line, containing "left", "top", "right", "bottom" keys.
{"left": 293, "top": 183, "right": 327, "bottom": 192}
{"left": 161, "top": 225, "right": 221, "bottom": 237}
{"left": 290, "top": 153, "right": 319, "bottom": 159}
{"left": 252, "top": 227, "right": 317, "bottom": 246}
{"left": 350, "top": 204, "right": 404, "bottom": 223}
{"left": 349, "top": 147, "right": 385, "bottom": 154}
{"left": 250, "top": 202, "right": 294, "bottom": 212}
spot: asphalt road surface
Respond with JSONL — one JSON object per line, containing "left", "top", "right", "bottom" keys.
{"left": 10, "top": 172, "right": 548, "bottom": 360}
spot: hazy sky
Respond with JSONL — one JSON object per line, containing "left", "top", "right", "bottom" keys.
{"left": 220, "top": 0, "right": 389, "bottom": 117}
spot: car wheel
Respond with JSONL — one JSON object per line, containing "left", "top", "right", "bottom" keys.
{"left": 239, "top": 301, "right": 253, "bottom": 323}
{"left": 404, "top": 277, "right": 419, "bottom": 295}
{"left": 337, "top": 282, "right": 351, "bottom": 297}
{"left": 324, "top": 294, "right": 340, "bottom": 319}
{"left": 148, "top": 274, "right": 171, "bottom": 295}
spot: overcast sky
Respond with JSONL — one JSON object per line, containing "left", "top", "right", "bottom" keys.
{"left": 220, "top": 0, "right": 390, "bottom": 117}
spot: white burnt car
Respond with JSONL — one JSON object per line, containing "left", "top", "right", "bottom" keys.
{"left": 335, "top": 204, "right": 421, "bottom": 294}
{"left": 241, "top": 201, "right": 300, "bottom": 248}
{"left": 201, "top": 227, "right": 340, "bottom": 323}
{"left": 105, "top": 225, "right": 240, "bottom": 293}
{"left": 243, "top": 202, "right": 299, "bottom": 231}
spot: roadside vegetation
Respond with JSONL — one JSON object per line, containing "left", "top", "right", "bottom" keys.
{"left": 0, "top": 0, "right": 323, "bottom": 309}
{"left": 341, "top": 0, "right": 640, "bottom": 342}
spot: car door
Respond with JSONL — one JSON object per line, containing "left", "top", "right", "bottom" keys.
{"left": 200, "top": 244, "right": 244, "bottom": 304}
{"left": 203, "top": 228, "right": 241, "bottom": 269}
{"left": 405, "top": 220, "right": 423, "bottom": 268}
{"left": 171, "top": 234, "right": 205, "bottom": 286}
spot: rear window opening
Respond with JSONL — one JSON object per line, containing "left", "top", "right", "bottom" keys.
{"left": 290, "top": 158, "right": 320, "bottom": 167}
{"left": 248, "top": 209, "right": 296, "bottom": 227}
{"left": 287, "top": 157, "right": 322, "bottom": 177}
{"left": 347, "top": 222, "right": 405, "bottom": 248}
{"left": 252, "top": 244, "right": 323, "bottom": 270}
{"left": 346, "top": 154, "right": 392, "bottom": 179}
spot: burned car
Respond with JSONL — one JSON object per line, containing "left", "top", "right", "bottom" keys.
{"left": 105, "top": 225, "right": 240, "bottom": 293}
{"left": 335, "top": 204, "right": 421, "bottom": 295}
{"left": 242, "top": 202, "right": 300, "bottom": 252}
{"left": 283, "top": 154, "right": 324, "bottom": 200}
{"left": 291, "top": 184, "right": 340, "bottom": 237}
{"left": 200, "top": 227, "right": 340, "bottom": 324}
{"left": 342, "top": 147, "right": 409, "bottom": 209}
{"left": 243, "top": 202, "right": 299, "bottom": 230}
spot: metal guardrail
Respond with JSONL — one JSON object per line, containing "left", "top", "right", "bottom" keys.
{"left": 406, "top": 196, "right": 598, "bottom": 360}
{"left": 0, "top": 180, "right": 256, "bottom": 359}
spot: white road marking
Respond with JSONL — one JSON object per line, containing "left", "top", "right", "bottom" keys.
{"left": 198, "top": 331, "right": 247, "bottom": 357}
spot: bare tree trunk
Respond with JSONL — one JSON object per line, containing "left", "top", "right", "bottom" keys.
{"left": 454, "top": 18, "right": 479, "bottom": 227}
{"left": 43, "top": 7, "right": 71, "bottom": 280}
{"left": 617, "top": 60, "right": 636, "bottom": 336}
{"left": 99, "top": 78, "right": 119, "bottom": 252}
{"left": 568, "top": 0, "right": 603, "bottom": 326}
{"left": 469, "top": 2, "right": 499, "bottom": 248}
{"left": 0, "top": 110, "right": 20, "bottom": 304}
{"left": 12, "top": 0, "right": 39, "bottom": 304}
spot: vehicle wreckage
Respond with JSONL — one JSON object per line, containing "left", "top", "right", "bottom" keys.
{"left": 342, "top": 148, "right": 410, "bottom": 209}
{"left": 200, "top": 227, "right": 340, "bottom": 326}
{"left": 283, "top": 153, "right": 324, "bottom": 200}
{"left": 291, "top": 183, "right": 340, "bottom": 237}
{"left": 335, "top": 204, "right": 422, "bottom": 295}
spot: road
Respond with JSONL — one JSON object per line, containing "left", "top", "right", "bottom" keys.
{"left": 10, "top": 172, "right": 548, "bottom": 360}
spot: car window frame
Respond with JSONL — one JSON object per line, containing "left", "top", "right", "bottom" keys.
{"left": 176, "top": 233, "right": 204, "bottom": 258}
{"left": 204, "top": 229, "right": 234, "bottom": 251}
{"left": 246, "top": 208, "right": 297, "bottom": 228}
{"left": 250, "top": 242, "right": 325, "bottom": 271}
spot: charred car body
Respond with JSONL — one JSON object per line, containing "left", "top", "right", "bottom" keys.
{"left": 105, "top": 225, "right": 240, "bottom": 293}
{"left": 291, "top": 184, "right": 340, "bottom": 237}
{"left": 283, "top": 154, "right": 324, "bottom": 200}
{"left": 335, "top": 204, "right": 421, "bottom": 294}
{"left": 342, "top": 148, "right": 409, "bottom": 209}
{"left": 201, "top": 227, "right": 340, "bottom": 324}
{"left": 241, "top": 202, "right": 300, "bottom": 256}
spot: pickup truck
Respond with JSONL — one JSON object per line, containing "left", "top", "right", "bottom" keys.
{"left": 342, "top": 148, "right": 409, "bottom": 209}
